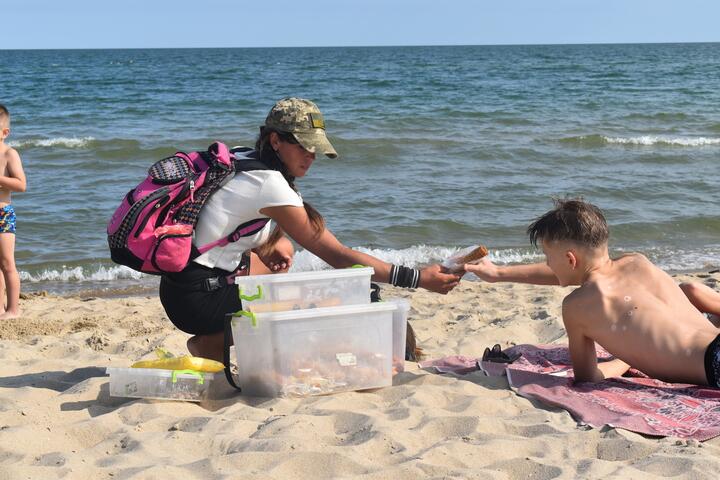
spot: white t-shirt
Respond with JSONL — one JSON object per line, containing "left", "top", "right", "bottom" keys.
{"left": 192, "top": 169, "right": 303, "bottom": 272}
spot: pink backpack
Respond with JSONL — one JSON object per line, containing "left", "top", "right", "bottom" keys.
{"left": 107, "top": 142, "right": 270, "bottom": 275}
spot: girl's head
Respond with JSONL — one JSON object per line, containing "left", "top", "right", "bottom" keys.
{"left": 256, "top": 129, "right": 316, "bottom": 178}
{"left": 255, "top": 98, "right": 333, "bottom": 237}
{"left": 263, "top": 97, "right": 337, "bottom": 159}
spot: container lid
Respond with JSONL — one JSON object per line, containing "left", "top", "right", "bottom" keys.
{"left": 233, "top": 301, "right": 397, "bottom": 323}
{"left": 233, "top": 267, "right": 374, "bottom": 286}
{"left": 106, "top": 367, "right": 215, "bottom": 380}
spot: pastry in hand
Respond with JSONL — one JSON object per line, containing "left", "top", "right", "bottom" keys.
{"left": 443, "top": 245, "right": 489, "bottom": 272}
{"left": 456, "top": 245, "right": 488, "bottom": 264}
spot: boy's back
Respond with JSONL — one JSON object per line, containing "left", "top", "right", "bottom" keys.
{"left": 564, "top": 252, "right": 718, "bottom": 384}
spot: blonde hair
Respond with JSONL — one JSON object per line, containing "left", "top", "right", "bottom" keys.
{"left": 528, "top": 198, "right": 609, "bottom": 248}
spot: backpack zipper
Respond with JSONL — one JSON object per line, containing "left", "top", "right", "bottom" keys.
{"left": 133, "top": 193, "right": 170, "bottom": 238}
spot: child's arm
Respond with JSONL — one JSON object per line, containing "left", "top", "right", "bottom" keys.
{"left": 464, "top": 257, "right": 559, "bottom": 285}
{"left": 563, "top": 297, "right": 630, "bottom": 382}
{"left": 0, "top": 149, "right": 27, "bottom": 192}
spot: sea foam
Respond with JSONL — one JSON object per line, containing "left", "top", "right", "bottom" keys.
{"left": 603, "top": 136, "right": 720, "bottom": 146}
{"left": 8, "top": 137, "right": 95, "bottom": 149}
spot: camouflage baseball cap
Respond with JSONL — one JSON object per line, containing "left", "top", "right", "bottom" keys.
{"left": 264, "top": 97, "right": 338, "bottom": 159}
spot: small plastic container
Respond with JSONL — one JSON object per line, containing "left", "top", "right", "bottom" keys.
{"left": 232, "top": 267, "right": 374, "bottom": 313}
{"left": 387, "top": 298, "right": 410, "bottom": 374}
{"left": 230, "top": 301, "right": 396, "bottom": 397}
{"left": 106, "top": 367, "right": 215, "bottom": 402}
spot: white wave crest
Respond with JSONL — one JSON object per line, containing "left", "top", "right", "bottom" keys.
{"left": 290, "top": 245, "right": 543, "bottom": 272}
{"left": 604, "top": 136, "right": 720, "bottom": 146}
{"left": 20, "top": 264, "right": 144, "bottom": 283}
{"left": 8, "top": 136, "right": 95, "bottom": 149}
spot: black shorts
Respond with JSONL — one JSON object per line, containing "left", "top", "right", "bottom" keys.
{"left": 159, "top": 262, "right": 243, "bottom": 336}
{"left": 704, "top": 333, "right": 720, "bottom": 388}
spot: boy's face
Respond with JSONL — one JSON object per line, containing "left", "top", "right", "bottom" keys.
{"left": 541, "top": 239, "right": 577, "bottom": 286}
{"left": 0, "top": 119, "right": 9, "bottom": 141}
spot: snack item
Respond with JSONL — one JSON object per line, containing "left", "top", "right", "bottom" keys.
{"left": 456, "top": 245, "right": 488, "bottom": 264}
{"left": 442, "top": 245, "right": 489, "bottom": 272}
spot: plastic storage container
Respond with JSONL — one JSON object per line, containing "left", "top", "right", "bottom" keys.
{"left": 230, "top": 302, "right": 397, "bottom": 397}
{"left": 232, "top": 267, "right": 374, "bottom": 313}
{"left": 106, "top": 367, "right": 215, "bottom": 402}
{"left": 387, "top": 298, "right": 410, "bottom": 374}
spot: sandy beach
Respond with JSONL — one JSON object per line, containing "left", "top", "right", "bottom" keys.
{"left": 1, "top": 272, "right": 720, "bottom": 479}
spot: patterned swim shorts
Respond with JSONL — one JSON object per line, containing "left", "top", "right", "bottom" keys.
{"left": 0, "top": 205, "right": 16, "bottom": 234}
{"left": 704, "top": 334, "right": 720, "bottom": 388}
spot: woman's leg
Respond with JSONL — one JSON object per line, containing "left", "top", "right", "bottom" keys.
{"left": 680, "top": 282, "right": 720, "bottom": 327}
{"left": 187, "top": 332, "right": 225, "bottom": 362}
{"left": 184, "top": 238, "right": 294, "bottom": 359}
{"left": 182, "top": 237, "right": 295, "bottom": 360}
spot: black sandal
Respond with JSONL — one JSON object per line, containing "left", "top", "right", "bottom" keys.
{"left": 481, "top": 344, "right": 520, "bottom": 364}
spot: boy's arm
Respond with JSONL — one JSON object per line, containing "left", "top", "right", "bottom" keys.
{"left": 0, "top": 149, "right": 27, "bottom": 192}
{"left": 464, "top": 258, "right": 559, "bottom": 285}
{"left": 563, "top": 297, "right": 630, "bottom": 382}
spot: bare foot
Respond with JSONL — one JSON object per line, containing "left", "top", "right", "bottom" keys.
{"left": 0, "top": 310, "right": 21, "bottom": 320}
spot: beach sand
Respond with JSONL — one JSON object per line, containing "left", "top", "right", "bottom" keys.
{"left": 1, "top": 273, "right": 719, "bottom": 479}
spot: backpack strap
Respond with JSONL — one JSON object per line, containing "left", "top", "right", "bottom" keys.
{"left": 192, "top": 147, "right": 273, "bottom": 255}
{"left": 223, "top": 314, "right": 243, "bottom": 391}
{"left": 195, "top": 217, "right": 271, "bottom": 255}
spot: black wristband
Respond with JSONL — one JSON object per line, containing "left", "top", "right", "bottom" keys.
{"left": 389, "top": 264, "right": 420, "bottom": 289}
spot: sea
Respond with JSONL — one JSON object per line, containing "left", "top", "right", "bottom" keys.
{"left": 1, "top": 43, "right": 719, "bottom": 296}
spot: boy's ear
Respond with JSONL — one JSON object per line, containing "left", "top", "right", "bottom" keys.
{"left": 566, "top": 250, "right": 578, "bottom": 269}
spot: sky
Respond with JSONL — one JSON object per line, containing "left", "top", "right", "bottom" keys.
{"left": 4, "top": 0, "right": 720, "bottom": 50}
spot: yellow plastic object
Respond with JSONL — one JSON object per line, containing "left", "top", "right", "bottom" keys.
{"left": 131, "top": 355, "right": 224, "bottom": 373}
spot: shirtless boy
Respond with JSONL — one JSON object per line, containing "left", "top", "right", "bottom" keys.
{"left": 0, "top": 105, "right": 27, "bottom": 319}
{"left": 465, "top": 199, "right": 720, "bottom": 387}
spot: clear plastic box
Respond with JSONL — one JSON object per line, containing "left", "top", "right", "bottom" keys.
{"left": 387, "top": 298, "right": 410, "bottom": 374}
{"left": 106, "top": 367, "right": 215, "bottom": 402}
{"left": 232, "top": 267, "right": 374, "bottom": 313}
{"left": 230, "top": 302, "right": 397, "bottom": 397}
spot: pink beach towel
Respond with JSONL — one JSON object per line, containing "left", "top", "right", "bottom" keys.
{"left": 419, "top": 344, "right": 720, "bottom": 441}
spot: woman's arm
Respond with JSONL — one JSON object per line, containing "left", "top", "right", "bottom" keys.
{"left": 261, "top": 204, "right": 461, "bottom": 293}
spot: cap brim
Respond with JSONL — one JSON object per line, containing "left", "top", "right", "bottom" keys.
{"left": 293, "top": 130, "right": 338, "bottom": 159}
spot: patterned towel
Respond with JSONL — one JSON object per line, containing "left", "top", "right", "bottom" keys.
{"left": 419, "top": 344, "right": 720, "bottom": 441}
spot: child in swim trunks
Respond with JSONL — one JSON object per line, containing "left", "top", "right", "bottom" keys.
{"left": 0, "top": 105, "right": 27, "bottom": 319}
{"left": 465, "top": 198, "right": 720, "bottom": 388}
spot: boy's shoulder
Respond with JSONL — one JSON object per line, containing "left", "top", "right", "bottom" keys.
{"left": 614, "top": 251, "right": 650, "bottom": 265}
{"left": 0, "top": 144, "right": 20, "bottom": 159}
{"left": 563, "top": 282, "right": 602, "bottom": 315}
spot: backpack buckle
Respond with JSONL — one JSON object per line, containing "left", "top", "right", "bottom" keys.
{"left": 202, "top": 276, "right": 224, "bottom": 291}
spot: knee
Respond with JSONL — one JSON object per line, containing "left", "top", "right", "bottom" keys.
{"left": 0, "top": 258, "right": 16, "bottom": 274}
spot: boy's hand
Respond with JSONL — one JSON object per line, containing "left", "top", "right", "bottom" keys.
{"left": 464, "top": 257, "right": 499, "bottom": 282}
{"left": 419, "top": 264, "right": 462, "bottom": 294}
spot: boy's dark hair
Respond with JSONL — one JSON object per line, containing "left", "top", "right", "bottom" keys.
{"left": 0, "top": 104, "right": 8, "bottom": 123}
{"left": 527, "top": 198, "right": 609, "bottom": 248}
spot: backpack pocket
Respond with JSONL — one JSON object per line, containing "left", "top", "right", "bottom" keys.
{"left": 149, "top": 156, "right": 192, "bottom": 184}
{"left": 149, "top": 233, "right": 194, "bottom": 273}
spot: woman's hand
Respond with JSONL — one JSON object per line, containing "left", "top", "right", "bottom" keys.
{"left": 419, "top": 264, "right": 462, "bottom": 294}
{"left": 255, "top": 236, "right": 294, "bottom": 273}
{"left": 463, "top": 257, "right": 500, "bottom": 282}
